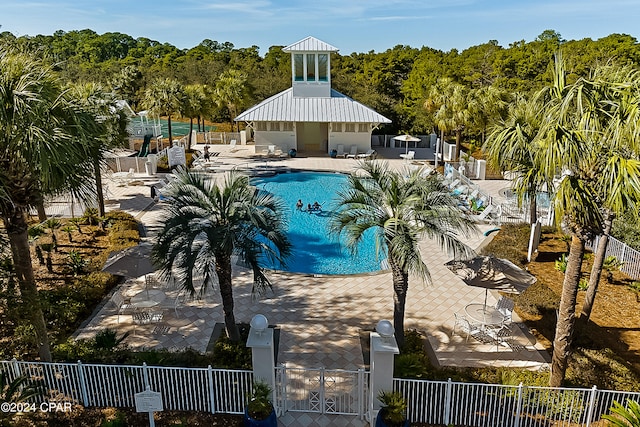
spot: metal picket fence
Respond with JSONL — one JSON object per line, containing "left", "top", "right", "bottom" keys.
{"left": 395, "top": 378, "right": 640, "bottom": 427}
{"left": 587, "top": 234, "right": 640, "bottom": 280}
{"left": 3, "top": 359, "right": 639, "bottom": 425}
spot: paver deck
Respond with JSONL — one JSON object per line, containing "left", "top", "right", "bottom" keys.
{"left": 71, "top": 144, "right": 550, "bottom": 426}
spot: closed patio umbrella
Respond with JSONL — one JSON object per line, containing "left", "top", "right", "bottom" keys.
{"left": 102, "top": 243, "right": 156, "bottom": 278}
{"left": 445, "top": 256, "right": 537, "bottom": 309}
{"left": 393, "top": 134, "right": 421, "bottom": 154}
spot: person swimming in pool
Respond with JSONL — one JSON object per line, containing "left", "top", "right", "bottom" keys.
{"left": 296, "top": 199, "right": 303, "bottom": 210}
{"left": 312, "top": 201, "right": 321, "bottom": 211}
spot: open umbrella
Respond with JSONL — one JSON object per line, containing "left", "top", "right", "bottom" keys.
{"left": 445, "top": 256, "right": 537, "bottom": 309}
{"left": 102, "top": 243, "right": 156, "bottom": 278}
{"left": 393, "top": 134, "right": 421, "bottom": 154}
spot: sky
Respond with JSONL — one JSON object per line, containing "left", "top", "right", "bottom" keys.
{"left": 1, "top": 0, "right": 640, "bottom": 55}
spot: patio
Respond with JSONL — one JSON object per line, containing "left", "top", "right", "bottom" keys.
{"left": 74, "top": 146, "right": 550, "bottom": 372}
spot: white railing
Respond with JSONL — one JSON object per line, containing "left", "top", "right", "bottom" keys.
{"left": 587, "top": 234, "right": 640, "bottom": 280}
{"left": 204, "top": 131, "right": 242, "bottom": 145}
{"left": 3, "top": 359, "right": 639, "bottom": 423}
{"left": 1, "top": 360, "right": 253, "bottom": 414}
{"left": 394, "top": 378, "right": 640, "bottom": 426}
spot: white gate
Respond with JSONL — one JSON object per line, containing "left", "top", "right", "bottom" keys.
{"left": 275, "top": 366, "right": 368, "bottom": 419}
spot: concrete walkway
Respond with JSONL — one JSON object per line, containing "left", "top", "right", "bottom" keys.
{"left": 72, "top": 145, "right": 549, "bottom": 426}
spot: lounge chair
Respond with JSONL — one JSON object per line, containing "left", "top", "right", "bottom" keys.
{"left": 346, "top": 145, "right": 359, "bottom": 158}
{"left": 335, "top": 144, "right": 347, "bottom": 158}
{"left": 229, "top": 139, "right": 238, "bottom": 152}
{"left": 357, "top": 149, "right": 376, "bottom": 159}
{"left": 400, "top": 151, "right": 415, "bottom": 161}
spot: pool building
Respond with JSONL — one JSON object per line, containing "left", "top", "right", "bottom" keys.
{"left": 235, "top": 36, "right": 391, "bottom": 156}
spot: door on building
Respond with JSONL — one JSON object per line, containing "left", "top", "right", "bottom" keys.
{"left": 296, "top": 122, "right": 329, "bottom": 153}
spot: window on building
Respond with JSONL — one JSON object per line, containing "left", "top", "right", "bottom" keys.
{"left": 294, "top": 54, "right": 304, "bottom": 82}
{"left": 332, "top": 123, "right": 342, "bottom": 132}
{"left": 344, "top": 123, "right": 355, "bottom": 132}
{"left": 358, "top": 123, "right": 369, "bottom": 132}
{"left": 256, "top": 122, "right": 267, "bottom": 131}
{"left": 318, "top": 54, "right": 328, "bottom": 82}
{"left": 306, "top": 54, "right": 316, "bottom": 81}
{"left": 282, "top": 122, "right": 293, "bottom": 131}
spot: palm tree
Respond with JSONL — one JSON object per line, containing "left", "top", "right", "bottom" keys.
{"left": 214, "top": 70, "right": 248, "bottom": 132}
{"left": 0, "top": 47, "right": 99, "bottom": 360}
{"left": 330, "top": 161, "right": 477, "bottom": 347}
{"left": 152, "top": 169, "right": 291, "bottom": 341}
{"left": 182, "top": 84, "right": 208, "bottom": 150}
{"left": 535, "top": 55, "right": 640, "bottom": 386}
{"left": 425, "top": 77, "right": 473, "bottom": 161}
{"left": 66, "top": 82, "right": 129, "bottom": 217}
{"left": 143, "top": 78, "right": 184, "bottom": 146}
{"left": 484, "top": 94, "right": 550, "bottom": 224}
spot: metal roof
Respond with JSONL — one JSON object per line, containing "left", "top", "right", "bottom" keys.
{"left": 235, "top": 88, "right": 392, "bottom": 124}
{"left": 283, "top": 36, "right": 339, "bottom": 52}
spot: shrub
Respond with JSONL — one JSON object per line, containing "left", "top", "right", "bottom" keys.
{"left": 555, "top": 254, "right": 568, "bottom": 273}
{"left": 82, "top": 207, "right": 102, "bottom": 226}
{"left": 66, "top": 250, "right": 88, "bottom": 276}
{"left": 246, "top": 381, "right": 274, "bottom": 421}
{"left": 394, "top": 353, "right": 431, "bottom": 379}
{"left": 377, "top": 390, "right": 407, "bottom": 425}
{"left": 109, "top": 229, "right": 140, "bottom": 246}
{"left": 481, "top": 223, "right": 530, "bottom": 266}
{"left": 514, "top": 280, "right": 559, "bottom": 316}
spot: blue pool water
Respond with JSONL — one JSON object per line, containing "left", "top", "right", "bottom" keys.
{"left": 252, "top": 172, "right": 385, "bottom": 275}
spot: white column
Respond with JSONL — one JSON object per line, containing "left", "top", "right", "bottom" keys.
{"left": 369, "top": 320, "right": 400, "bottom": 421}
{"left": 246, "top": 315, "right": 276, "bottom": 403}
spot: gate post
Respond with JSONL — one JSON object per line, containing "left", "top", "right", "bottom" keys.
{"left": 246, "top": 315, "right": 277, "bottom": 409}
{"left": 369, "top": 320, "right": 400, "bottom": 422}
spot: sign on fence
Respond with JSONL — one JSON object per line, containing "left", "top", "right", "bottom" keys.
{"left": 135, "top": 389, "right": 163, "bottom": 412}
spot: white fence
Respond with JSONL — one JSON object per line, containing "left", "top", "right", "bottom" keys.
{"left": 3, "top": 359, "right": 640, "bottom": 425}
{"left": 588, "top": 234, "right": 640, "bottom": 280}
{"left": 1, "top": 360, "right": 253, "bottom": 414}
{"left": 395, "top": 378, "right": 640, "bottom": 427}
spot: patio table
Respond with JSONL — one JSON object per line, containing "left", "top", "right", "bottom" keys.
{"left": 131, "top": 289, "right": 166, "bottom": 309}
{"left": 464, "top": 303, "right": 504, "bottom": 329}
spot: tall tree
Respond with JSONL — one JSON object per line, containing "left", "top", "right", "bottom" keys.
{"left": 67, "top": 82, "right": 129, "bottom": 216}
{"left": 143, "top": 78, "right": 184, "bottom": 146}
{"left": 214, "top": 70, "right": 248, "bottom": 132}
{"left": 182, "top": 84, "right": 208, "bottom": 150}
{"left": 425, "top": 78, "right": 473, "bottom": 161}
{"left": 535, "top": 55, "right": 640, "bottom": 386}
{"left": 330, "top": 161, "right": 476, "bottom": 347}
{"left": 484, "top": 94, "right": 549, "bottom": 224}
{"left": 0, "top": 47, "right": 98, "bottom": 360}
{"left": 578, "top": 66, "right": 640, "bottom": 322}
{"left": 152, "top": 169, "right": 291, "bottom": 341}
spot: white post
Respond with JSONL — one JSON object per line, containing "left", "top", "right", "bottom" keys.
{"left": 246, "top": 315, "right": 276, "bottom": 408}
{"left": 369, "top": 320, "right": 400, "bottom": 421}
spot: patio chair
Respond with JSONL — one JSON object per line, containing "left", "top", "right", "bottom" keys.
{"left": 357, "top": 149, "right": 376, "bottom": 159}
{"left": 346, "top": 145, "right": 359, "bottom": 159}
{"left": 495, "top": 297, "right": 515, "bottom": 324}
{"left": 111, "top": 291, "right": 134, "bottom": 323}
{"left": 485, "top": 324, "right": 514, "bottom": 351}
{"left": 229, "top": 139, "right": 238, "bottom": 152}
{"left": 400, "top": 151, "right": 415, "bottom": 161}
{"left": 335, "top": 144, "right": 347, "bottom": 158}
{"left": 453, "top": 313, "right": 483, "bottom": 342}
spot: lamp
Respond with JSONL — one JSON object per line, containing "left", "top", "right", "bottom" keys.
{"left": 250, "top": 314, "right": 268, "bottom": 334}
{"left": 376, "top": 320, "right": 394, "bottom": 339}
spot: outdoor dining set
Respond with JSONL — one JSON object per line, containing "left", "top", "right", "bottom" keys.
{"left": 453, "top": 297, "right": 520, "bottom": 351}
{"left": 446, "top": 255, "right": 538, "bottom": 352}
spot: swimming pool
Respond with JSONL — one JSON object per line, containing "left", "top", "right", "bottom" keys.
{"left": 252, "top": 171, "right": 385, "bottom": 275}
